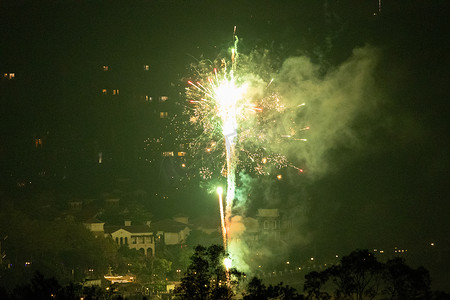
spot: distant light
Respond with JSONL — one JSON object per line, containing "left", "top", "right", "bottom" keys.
{"left": 310, "top": 257, "right": 314, "bottom": 261}
{"left": 431, "top": 242, "right": 435, "bottom": 246}
{"left": 335, "top": 255, "right": 339, "bottom": 258}
{"left": 217, "top": 187, "right": 223, "bottom": 195}
{"left": 286, "top": 261, "right": 290, "bottom": 265}
{"left": 277, "top": 174, "right": 282, "bottom": 180}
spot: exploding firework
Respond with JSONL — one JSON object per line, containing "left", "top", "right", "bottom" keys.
{"left": 183, "top": 31, "right": 309, "bottom": 265}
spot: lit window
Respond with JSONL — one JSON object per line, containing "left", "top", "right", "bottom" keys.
{"left": 102, "top": 89, "right": 107, "bottom": 95}
{"left": 178, "top": 152, "right": 186, "bottom": 157}
{"left": 103, "top": 65, "right": 109, "bottom": 71}
{"left": 9, "top": 73, "right": 15, "bottom": 79}
{"left": 144, "top": 95, "right": 152, "bottom": 102}
{"left": 160, "top": 112, "right": 168, "bottom": 118}
{"left": 160, "top": 96, "right": 168, "bottom": 102}
{"left": 144, "top": 65, "right": 150, "bottom": 71}
{"left": 112, "top": 89, "right": 119, "bottom": 95}
{"left": 35, "top": 138, "right": 42, "bottom": 148}
{"left": 162, "top": 152, "right": 174, "bottom": 157}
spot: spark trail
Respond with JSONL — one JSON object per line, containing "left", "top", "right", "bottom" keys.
{"left": 185, "top": 30, "right": 308, "bottom": 266}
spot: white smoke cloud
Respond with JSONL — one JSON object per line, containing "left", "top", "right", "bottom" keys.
{"left": 232, "top": 45, "right": 381, "bottom": 273}
{"left": 276, "top": 45, "right": 380, "bottom": 176}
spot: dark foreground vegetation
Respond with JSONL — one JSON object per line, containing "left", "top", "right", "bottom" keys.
{"left": 1, "top": 244, "right": 449, "bottom": 299}
{"left": 175, "top": 246, "right": 450, "bottom": 300}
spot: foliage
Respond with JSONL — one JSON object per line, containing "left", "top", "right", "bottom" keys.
{"left": 303, "top": 271, "right": 330, "bottom": 300}
{"left": 303, "top": 249, "right": 434, "bottom": 300}
{"left": 328, "top": 249, "right": 383, "bottom": 300}
{"left": 0, "top": 271, "right": 114, "bottom": 300}
{"left": 12, "top": 271, "right": 61, "bottom": 300}
{"left": 174, "top": 244, "right": 244, "bottom": 300}
{"left": 244, "top": 276, "right": 304, "bottom": 300}
{"left": 382, "top": 257, "right": 431, "bottom": 300}
{"left": 0, "top": 202, "right": 118, "bottom": 287}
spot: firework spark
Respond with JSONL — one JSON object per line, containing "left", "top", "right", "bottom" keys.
{"left": 184, "top": 33, "right": 309, "bottom": 267}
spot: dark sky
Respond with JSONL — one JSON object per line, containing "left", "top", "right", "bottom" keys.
{"left": 1, "top": 0, "right": 449, "bottom": 290}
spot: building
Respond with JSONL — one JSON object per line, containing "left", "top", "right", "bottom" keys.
{"left": 83, "top": 217, "right": 106, "bottom": 238}
{"left": 104, "top": 221, "right": 155, "bottom": 256}
{"left": 151, "top": 217, "right": 191, "bottom": 246}
{"left": 256, "top": 209, "right": 281, "bottom": 241}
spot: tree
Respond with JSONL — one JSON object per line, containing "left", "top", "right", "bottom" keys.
{"left": 12, "top": 271, "right": 61, "bottom": 300}
{"left": 382, "top": 257, "right": 431, "bottom": 300}
{"left": 174, "top": 244, "right": 244, "bottom": 300}
{"left": 244, "top": 276, "right": 304, "bottom": 300}
{"left": 304, "top": 249, "right": 436, "bottom": 300}
{"left": 304, "top": 271, "right": 330, "bottom": 300}
{"left": 327, "top": 249, "right": 383, "bottom": 300}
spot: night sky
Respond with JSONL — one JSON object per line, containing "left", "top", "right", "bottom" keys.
{"left": 1, "top": 0, "right": 449, "bottom": 291}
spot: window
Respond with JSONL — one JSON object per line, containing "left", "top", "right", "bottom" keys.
{"left": 102, "top": 65, "right": 109, "bottom": 71}
{"left": 160, "top": 96, "right": 168, "bottom": 102}
{"left": 143, "top": 64, "right": 150, "bottom": 71}
{"left": 160, "top": 111, "right": 168, "bottom": 118}
{"left": 178, "top": 152, "right": 186, "bottom": 157}
{"left": 162, "top": 152, "right": 174, "bottom": 157}
{"left": 124, "top": 237, "right": 128, "bottom": 244}
{"left": 264, "top": 220, "right": 269, "bottom": 229}
{"left": 132, "top": 237, "right": 137, "bottom": 244}
{"left": 35, "top": 138, "right": 42, "bottom": 148}
{"left": 3, "top": 73, "right": 15, "bottom": 79}
{"left": 102, "top": 89, "right": 107, "bottom": 95}
{"left": 112, "top": 89, "right": 119, "bottom": 95}
{"left": 144, "top": 95, "right": 152, "bottom": 102}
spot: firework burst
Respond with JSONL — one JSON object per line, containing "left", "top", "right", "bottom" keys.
{"left": 183, "top": 35, "right": 309, "bottom": 261}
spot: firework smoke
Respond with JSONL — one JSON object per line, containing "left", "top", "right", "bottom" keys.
{"left": 183, "top": 36, "right": 379, "bottom": 272}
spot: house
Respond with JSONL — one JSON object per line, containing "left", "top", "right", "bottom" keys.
{"left": 104, "top": 221, "right": 155, "bottom": 256}
{"left": 151, "top": 217, "right": 191, "bottom": 246}
{"left": 83, "top": 217, "right": 105, "bottom": 238}
{"left": 256, "top": 209, "right": 281, "bottom": 241}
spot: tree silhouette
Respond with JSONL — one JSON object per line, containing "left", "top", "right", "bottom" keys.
{"left": 382, "top": 257, "right": 431, "bottom": 300}
{"left": 304, "top": 271, "right": 330, "bottom": 300}
{"left": 174, "top": 244, "right": 243, "bottom": 300}
{"left": 244, "top": 276, "right": 304, "bottom": 300}
{"left": 303, "top": 249, "right": 437, "bottom": 300}
{"left": 328, "top": 249, "right": 383, "bottom": 300}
